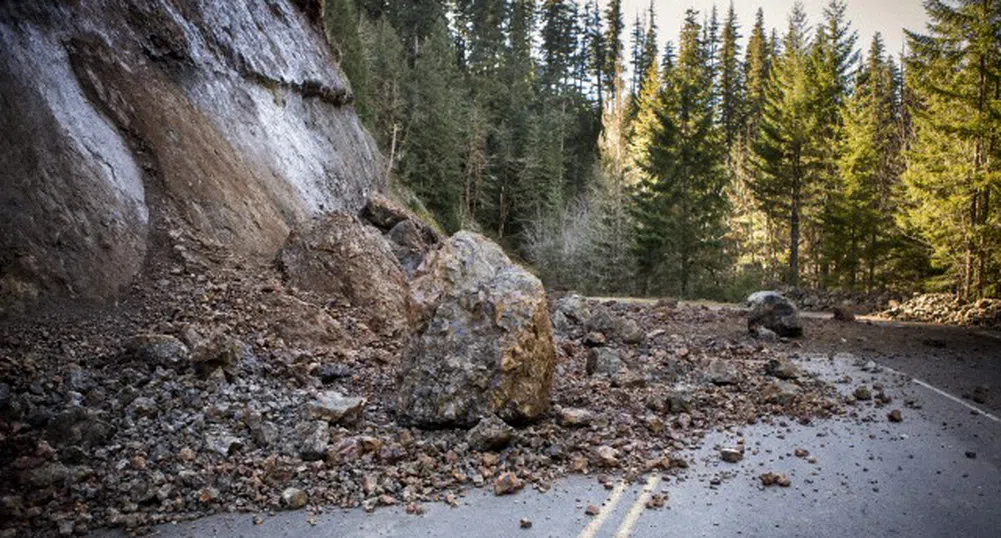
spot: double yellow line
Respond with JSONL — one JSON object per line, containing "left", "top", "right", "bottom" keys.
{"left": 577, "top": 475, "right": 663, "bottom": 538}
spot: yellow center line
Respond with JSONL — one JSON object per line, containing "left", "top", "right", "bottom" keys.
{"left": 577, "top": 479, "right": 629, "bottom": 538}
{"left": 613, "top": 475, "right": 662, "bottom": 538}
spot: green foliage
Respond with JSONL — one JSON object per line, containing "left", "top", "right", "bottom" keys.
{"left": 901, "top": 0, "right": 1001, "bottom": 298}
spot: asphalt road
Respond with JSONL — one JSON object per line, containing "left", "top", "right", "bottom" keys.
{"left": 98, "top": 347, "right": 1001, "bottom": 538}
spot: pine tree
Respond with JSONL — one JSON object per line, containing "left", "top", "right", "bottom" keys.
{"left": 719, "top": 2, "right": 743, "bottom": 155}
{"left": 603, "top": 0, "right": 625, "bottom": 102}
{"left": 743, "top": 9, "right": 770, "bottom": 140}
{"left": 808, "top": 0, "right": 858, "bottom": 286}
{"left": 750, "top": 2, "right": 814, "bottom": 287}
{"left": 541, "top": 0, "right": 578, "bottom": 92}
{"left": 629, "top": 12, "right": 646, "bottom": 96}
{"left": 902, "top": 0, "right": 1001, "bottom": 298}
{"left": 632, "top": 9, "right": 728, "bottom": 296}
{"left": 837, "top": 33, "right": 904, "bottom": 290}
{"left": 400, "top": 17, "right": 469, "bottom": 232}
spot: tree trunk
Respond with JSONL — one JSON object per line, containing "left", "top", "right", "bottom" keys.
{"left": 790, "top": 184, "right": 801, "bottom": 288}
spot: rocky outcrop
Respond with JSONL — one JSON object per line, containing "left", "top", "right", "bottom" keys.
{"left": 746, "top": 291, "right": 803, "bottom": 338}
{"left": 277, "top": 213, "right": 410, "bottom": 336}
{"left": 360, "top": 194, "right": 442, "bottom": 279}
{"left": 396, "top": 232, "right": 557, "bottom": 428}
{"left": 0, "top": 0, "right": 382, "bottom": 306}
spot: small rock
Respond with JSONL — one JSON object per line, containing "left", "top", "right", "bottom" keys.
{"left": 466, "top": 415, "right": 515, "bottom": 451}
{"left": 585, "top": 505, "right": 600, "bottom": 516}
{"left": 887, "top": 409, "right": 902, "bottom": 423}
{"left": 520, "top": 518, "right": 532, "bottom": 529}
{"left": 557, "top": 407, "right": 594, "bottom": 427}
{"left": 832, "top": 306, "right": 855, "bottom": 322}
{"left": 586, "top": 347, "right": 623, "bottom": 376}
{"left": 494, "top": 472, "right": 523, "bottom": 495}
{"left": 759, "top": 472, "right": 790, "bottom": 487}
{"left": 204, "top": 431, "right": 243, "bottom": 457}
{"left": 854, "top": 386, "right": 872, "bottom": 401}
{"left": 765, "top": 357, "right": 800, "bottom": 380}
{"left": 308, "top": 391, "right": 366, "bottom": 425}
{"left": 965, "top": 451, "right": 977, "bottom": 459}
{"left": 297, "top": 421, "right": 330, "bottom": 461}
{"left": 594, "top": 445, "right": 619, "bottom": 467}
{"left": 646, "top": 493, "right": 667, "bottom": 509}
{"left": 708, "top": 359, "right": 741, "bottom": 385}
{"left": 281, "top": 488, "right": 308, "bottom": 509}
{"left": 720, "top": 448, "right": 743, "bottom": 463}
{"left": 405, "top": 502, "right": 425, "bottom": 515}
{"left": 972, "top": 386, "right": 988, "bottom": 404}
{"left": 794, "top": 448, "right": 809, "bottom": 458}
{"left": 314, "top": 363, "right": 352, "bottom": 384}
{"left": 124, "top": 334, "right": 190, "bottom": 370}
{"left": 751, "top": 326, "right": 779, "bottom": 342}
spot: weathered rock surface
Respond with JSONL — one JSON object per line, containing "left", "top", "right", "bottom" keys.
{"left": 361, "top": 194, "right": 442, "bottom": 279}
{"left": 307, "top": 391, "right": 366, "bottom": 425}
{"left": 278, "top": 213, "right": 410, "bottom": 336}
{"left": 466, "top": 415, "right": 516, "bottom": 451}
{"left": 586, "top": 347, "right": 624, "bottom": 376}
{"left": 396, "top": 232, "right": 557, "bottom": 428}
{"left": 0, "top": 0, "right": 382, "bottom": 306}
{"left": 746, "top": 291, "right": 803, "bottom": 338}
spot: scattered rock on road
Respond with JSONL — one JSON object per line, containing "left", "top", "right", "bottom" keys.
{"left": 308, "top": 391, "right": 366, "bottom": 425}
{"left": 854, "top": 386, "right": 873, "bottom": 401}
{"left": 887, "top": 409, "right": 903, "bottom": 422}
{"left": 766, "top": 357, "right": 800, "bottom": 380}
{"left": 720, "top": 448, "right": 744, "bottom": 463}
{"left": 281, "top": 488, "right": 308, "bottom": 510}
{"left": 747, "top": 291, "right": 803, "bottom": 338}
{"left": 467, "top": 415, "right": 515, "bottom": 451}
{"left": 494, "top": 473, "right": 524, "bottom": 496}
{"left": 585, "top": 505, "right": 600, "bottom": 516}
{"left": 520, "top": 518, "right": 533, "bottom": 529}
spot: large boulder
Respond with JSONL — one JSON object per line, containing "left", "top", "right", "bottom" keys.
{"left": 396, "top": 232, "right": 557, "bottom": 428}
{"left": 360, "top": 194, "right": 442, "bottom": 279}
{"left": 746, "top": 291, "right": 803, "bottom": 338}
{"left": 277, "top": 213, "right": 409, "bottom": 336}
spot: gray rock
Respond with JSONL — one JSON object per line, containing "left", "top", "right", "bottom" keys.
{"left": 720, "top": 448, "right": 743, "bottom": 463}
{"left": 396, "top": 232, "right": 557, "bottom": 428}
{"left": 204, "top": 431, "right": 243, "bottom": 457}
{"left": 765, "top": 357, "right": 800, "bottom": 380}
{"left": 124, "top": 335, "right": 190, "bottom": 370}
{"left": 466, "top": 415, "right": 515, "bottom": 451}
{"left": 586, "top": 348, "right": 623, "bottom": 376}
{"left": 665, "top": 389, "right": 693, "bottom": 414}
{"left": 314, "top": 363, "right": 352, "bottom": 384}
{"left": 0, "top": 382, "right": 10, "bottom": 409}
{"left": 618, "top": 319, "right": 644, "bottom": 345}
{"left": 387, "top": 219, "right": 430, "bottom": 279}
{"left": 763, "top": 380, "right": 801, "bottom": 406}
{"left": 126, "top": 396, "right": 158, "bottom": 418}
{"left": 190, "top": 330, "right": 245, "bottom": 370}
{"left": 308, "top": 391, "right": 366, "bottom": 425}
{"left": 552, "top": 294, "right": 591, "bottom": 337}
{"left": 707, "top": 359, "right": 742, "bottom": 385}
{"left": 556, "top": 407, "right": 594, "bottom": 427}
{"left": 751, "top": 326, "right": 779, "bottom": 342}
{"left": 281, "top": 487, "right": 308, "bottom": 510}
{"left": 746, "top": 291, "right": 803, "bottom": 338}
{"left": 297, "top": 421, "right": 330, "bottom": 462}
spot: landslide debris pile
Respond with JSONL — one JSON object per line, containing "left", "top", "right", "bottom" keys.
{"left": 881, "top": 293, "right": 1001, "bottom": 330}
{"left": 1, "top": 196, "right": 847, "bottom": 536}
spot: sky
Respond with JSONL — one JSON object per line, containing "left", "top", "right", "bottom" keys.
{"left": 615, "top": 1, "right": 931, "bottom": 61}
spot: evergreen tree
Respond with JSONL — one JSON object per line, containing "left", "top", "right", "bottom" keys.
{"left": 809, "top": 0, "right": 858, "bottom": 286}
{"left": 837, "top": 33, "right": 905, "bottom": 290}
{"left": 750, "top": 2, "right": 814, "bottom": 286}
{"left": 743, "top": 9, "right": 770, "bottom": 140}
{"left": 541, "top": 0, "right": 578, "bottom": 92}
{"left": 902, "top": 0, "right": 1001, "bottom": 298}
{"left": 632, "top": 10, "right": 728, "bottom": 296}
{"left": 400, "top": 18, "right": 469, "bottom": 232}
{"left": 719, "top": 2, "right": 743, "bottom": 155}
{"left": 603, "top": 0, "right": 625, "bottom": 101}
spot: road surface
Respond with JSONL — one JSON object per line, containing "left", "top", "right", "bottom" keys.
{"left": 98, "top": 347, "right": 1001, "bottom": 538}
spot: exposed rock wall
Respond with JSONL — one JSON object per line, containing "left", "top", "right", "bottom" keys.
{"left": 0, "top": 0, "right": 383, "bottom": 304}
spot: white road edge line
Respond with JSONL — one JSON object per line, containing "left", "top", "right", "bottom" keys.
{"left": 613, "top": 475, "right": 662, "bottom": 538}
{"left": 867, "top": 361, "right": 1001, "bottom": 424}
{"left": 577, "top": 480, "right": 629, "bottom": 538}
{"left": 912, "top": 378, "right": 1001, "bottom": 424}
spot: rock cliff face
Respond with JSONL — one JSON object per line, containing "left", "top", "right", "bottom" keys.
{"left": 0, "top": 0, "right": 383, "bottom": 304}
